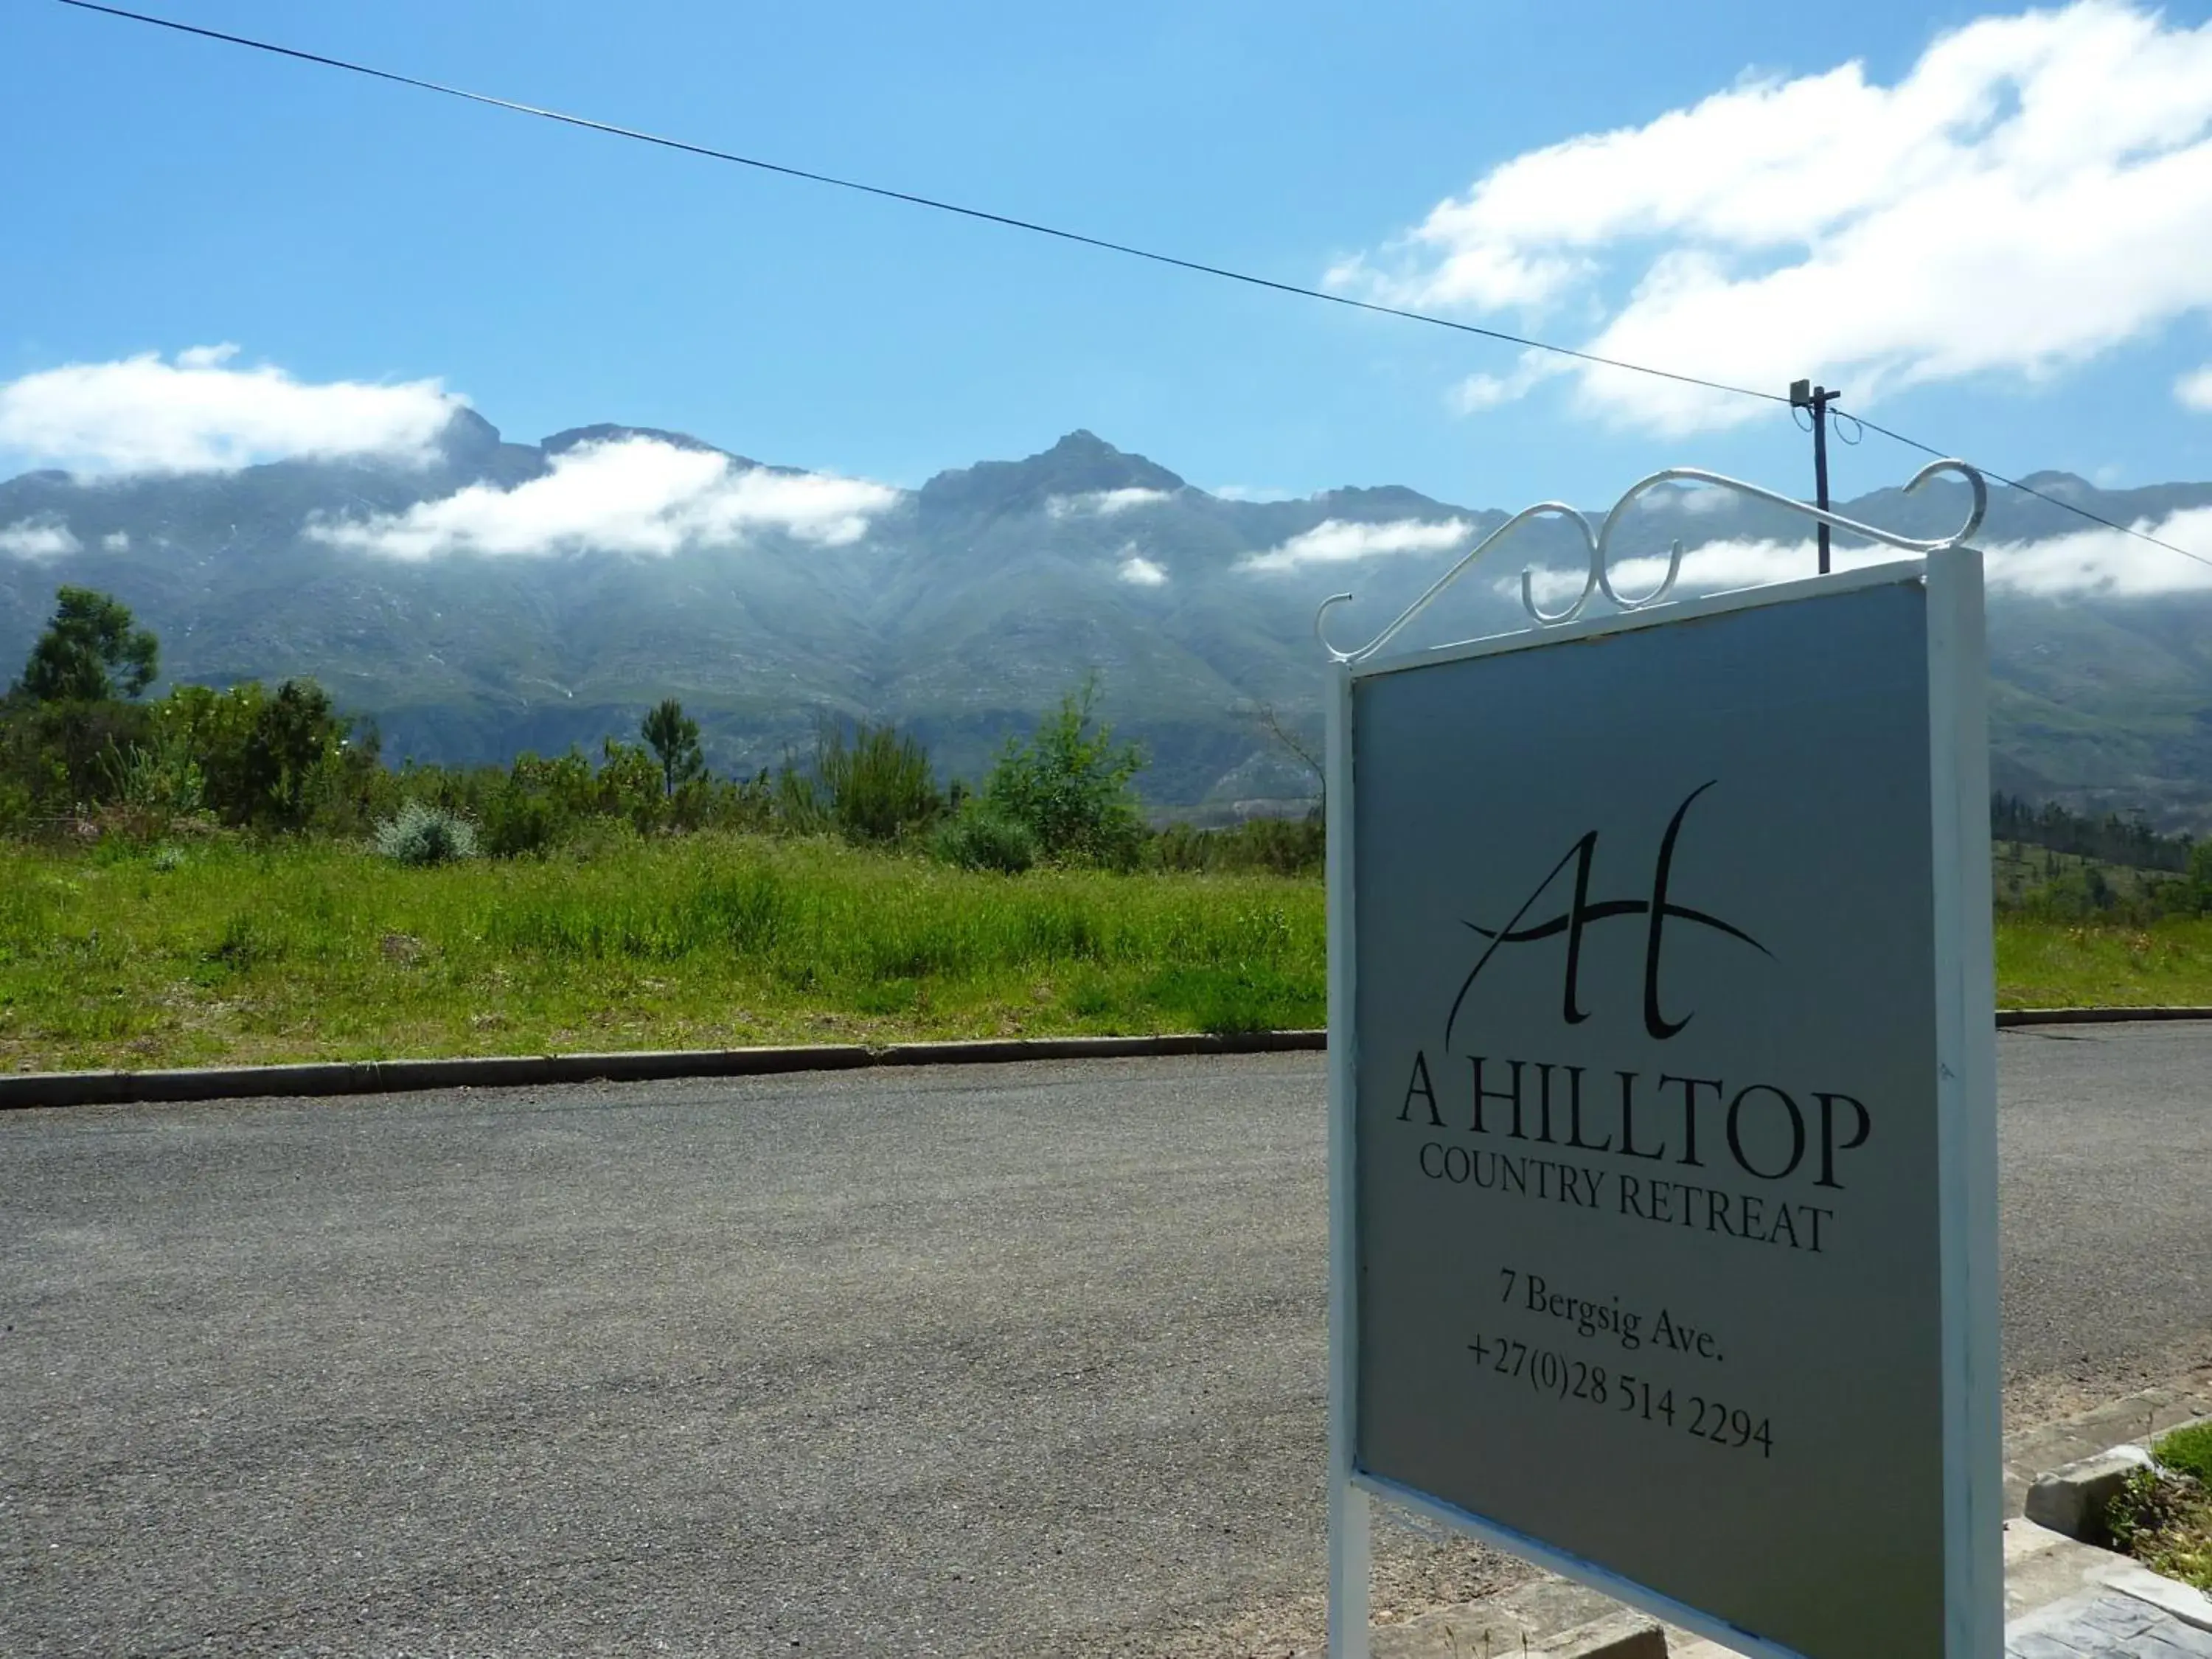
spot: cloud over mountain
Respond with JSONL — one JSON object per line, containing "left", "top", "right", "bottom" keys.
{"left": 307, "top": 434, "right": 900, "bottom": 560}
{"left": 0, "top": 345, "right": 461, "bottom": 475}
{"left": 4, "top": 392, "right": 2211, "bottom": 822}
{"left": 1238, "top": 517, "right": 1469, "bottom": 574}
{"left": 0, "top": 518, "right": 78, "bottom": 560}
{"left": 1518, "top": 507, "right": 2212, "bottom": 605}
{"left": 1332, "top": 1, "right": 2212, "bottom": 434}
{"left": 1047, "top": 487, "right": 1174, "bottom": 517}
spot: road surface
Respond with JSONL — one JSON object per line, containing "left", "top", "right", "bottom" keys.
{"left": 2, "top": 1027, "right": 2207, "bottom": 1657}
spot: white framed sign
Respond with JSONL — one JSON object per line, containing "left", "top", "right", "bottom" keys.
{"left": 1323, "top": 468, "right": 2001, "bottom": 1659}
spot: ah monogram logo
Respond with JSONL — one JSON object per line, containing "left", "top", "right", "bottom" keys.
{"left": 1444, "top": 782, "right": 1770, "bottom": 1045}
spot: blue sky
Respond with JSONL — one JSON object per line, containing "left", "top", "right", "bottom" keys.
{"left": 7, "top": 0, "right": 2212, "bottom": 512}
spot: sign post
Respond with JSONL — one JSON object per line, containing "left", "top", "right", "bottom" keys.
{"left": 1323, "top": 465, "right": 2002, "bottom": 1659}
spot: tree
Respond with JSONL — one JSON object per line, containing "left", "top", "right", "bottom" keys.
{"left": 18, "top": 587, "right": 159, "bottom": 703}
{"left": 641, "top": 698, "right": 705, "bottom": 799}
{"left": 155, "top": 677, "right": 352, "bottom": 829}
{"left": 982, "top": 675, "right": 1147, "bottom": 869}
{"left": 249, "top": 679, "right": 345, "bottom": 830}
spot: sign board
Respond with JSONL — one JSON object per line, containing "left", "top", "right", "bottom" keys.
{"left": 1325, "top": 555, "right": 2000, "bottom": 1659}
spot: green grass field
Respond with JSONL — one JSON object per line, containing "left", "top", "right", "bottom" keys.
{"left": 1994, "top": 918, "right": 2212, "bottom": 1010}
{"left": 4, "top": 833, "right": 2208, "bottom": 1074}
{"left": 0, "top": 833, "right": 1324, "bottom": 1073}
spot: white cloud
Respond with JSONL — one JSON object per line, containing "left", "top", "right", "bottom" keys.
{"left": 1335, "top": 3, "right": 2212, "bottom": 433}
{"left": 1516, "top": 508, "right": 2212, "bottom": 605}
{"left": 1635, "top": 482, "right": 1734, "bottom": 515}
{"left": 1986, "top": 509, "right": 2212, "bottom": 597}
{"left": 1210, "top": 484, "right": 1300, "bottom": 503}
{"left": 1117, "top": 552, "right": 1169, "bottom": 587}
{"left": 1238, "top": 517, "right": 1470, "bottom": 574}
{"left": 0, "top": 347, "right": 462, "bottom": 474}
{"left": 309, "top": 435, "right": 900, "bottom": 560}
{"left": 1519, "top": 538, "right": 1833, "bottom": 607}
{"left": 102, "top": 530, "right": 130, "bottom": 551}
{"left": 2179, "top": 364, "right": 2212, "bottom": 411}
{"left": 1451, "top": 353, "right": 1565, "bottom": 414}
{"left": 0, "top": 518, "right": 80, "bottom": 560}
{"left": 1047, "top": 487, "right": 1173, "bottom": 517}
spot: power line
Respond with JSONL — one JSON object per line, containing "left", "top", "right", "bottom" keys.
{"left": 43, "top": 0, "right": 2212, "bottom": 574}
{"left": 1845, "top": 411, "right": 2212, "bottom": 574}
{"left": 51, "top": 0, "right": 1788, "bottom": 411}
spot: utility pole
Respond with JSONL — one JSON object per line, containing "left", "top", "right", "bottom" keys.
{"left": 1790, "top": 379, "right": 1840, "bottom": 574}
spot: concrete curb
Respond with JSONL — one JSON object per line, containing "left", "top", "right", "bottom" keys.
{"left": 1997, "top": 1006, "right": 2212, "bottom": 1027}
{"left": 2024, "top": 1444, "right": 2155, "bottom": 1540}
{"left": 2030, "top": 1414, "right": 2212, "bottom": 1535}
{"left": 0, "top": 1029, "right": 1329, "bottom": 1110}
{"left": 2018, "top": 1412, "right": 2212, "bottom": 1635}
{"left": 2, "top": 1005, "right": 2205, "bottom": 1110}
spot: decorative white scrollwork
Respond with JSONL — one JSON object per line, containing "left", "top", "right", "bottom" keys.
{"left": 1315, "top": 457, "right": 1988, "bottom": 664}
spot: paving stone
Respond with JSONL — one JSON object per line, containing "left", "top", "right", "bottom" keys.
{"left": 2008, "top": 1591, "right": 2212, "bottom": 1658}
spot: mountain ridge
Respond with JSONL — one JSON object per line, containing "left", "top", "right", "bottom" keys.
{"left": 4, "top": 416, "right": 2209, "bottom": 825}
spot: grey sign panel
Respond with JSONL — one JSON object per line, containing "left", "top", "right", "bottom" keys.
{"left": 1343, "top": 568, "right": 1996, "bottom": 1659}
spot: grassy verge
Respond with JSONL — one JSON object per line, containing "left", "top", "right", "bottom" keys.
{"left": 0, "top": 832, "right": 1323, "bottom": 1073}
{"left": 5, "top": 834, "right": 2211, "bottom": 1074}
{"left": 2108, "top": 1422, "right": 2212, "bottom": 1593}
{"left": 1994, "top": 918, "right": 2212, "bottom": 1010}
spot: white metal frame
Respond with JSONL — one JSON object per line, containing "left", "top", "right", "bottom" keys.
{"left": 1927, "top": 547, "right": 2004, "bottom": 1658}
{"left": 1321, "top": 468, "right": 2003, "bottom": 1659}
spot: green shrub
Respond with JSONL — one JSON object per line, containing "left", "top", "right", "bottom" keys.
{"left": 777, "top": 720, "right": 943, "bottom": 844}
{"left": 153, "top": 678, "right": 373, "bottom": 832}
{"left": 595, "top": 740, "right": 665, "bottom": 835}
{"left": 374, "top": 801, "right": 479, "bottom": 866}
{"left": 981, "top": 677, "right": 1146, "bottom": 869}
{"left": 479, "top": 777, "right": 568, "bottom": 858}
{"left": 821, "top": 721, "right": 943, "bottom": 844}
{"left": 2105, "top": 1461, "right": 2212, "bottom": 1591}
{"left": 931, "top": 804, "right": 1038, "bottom": 874}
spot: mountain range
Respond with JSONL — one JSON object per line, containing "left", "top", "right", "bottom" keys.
{"left": 4, "top": 413, "right": 2211, "bottom": 827}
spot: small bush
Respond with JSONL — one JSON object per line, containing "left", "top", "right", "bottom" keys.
{"left": 981, "top": 677, "right": 1146, "bottom": 869}
{"left": 2106, "top": 1462, "right": 2212, "bottom": 1591}
{"left": 931, "top": 805, "right": 1037, "bottom": 874}
{"left": 778, "top": 720, "right": 944, "bottom": 845}
{"left": 375, "top": 801, "right": 479, "bottom": 866}
{"left": 480, "top": 780, "right": 568, "bottom": 858}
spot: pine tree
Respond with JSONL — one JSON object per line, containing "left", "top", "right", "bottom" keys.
{"left": 18, "top": 587, "right": 159, "bottom": 703}
{"left": 641, "top": 698, "right": 705, "bottom": 799}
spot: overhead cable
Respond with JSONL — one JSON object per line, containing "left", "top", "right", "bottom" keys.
{"left": 51, "top": 0, "right": 1788, "bottom": 409}
{"left": 1844, "top": 411, "right": 2212, "bottom": 574}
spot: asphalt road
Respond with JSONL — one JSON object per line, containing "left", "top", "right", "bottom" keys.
{"left": 2, "top": 1029, "right": 2208, "bottom": 1659}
